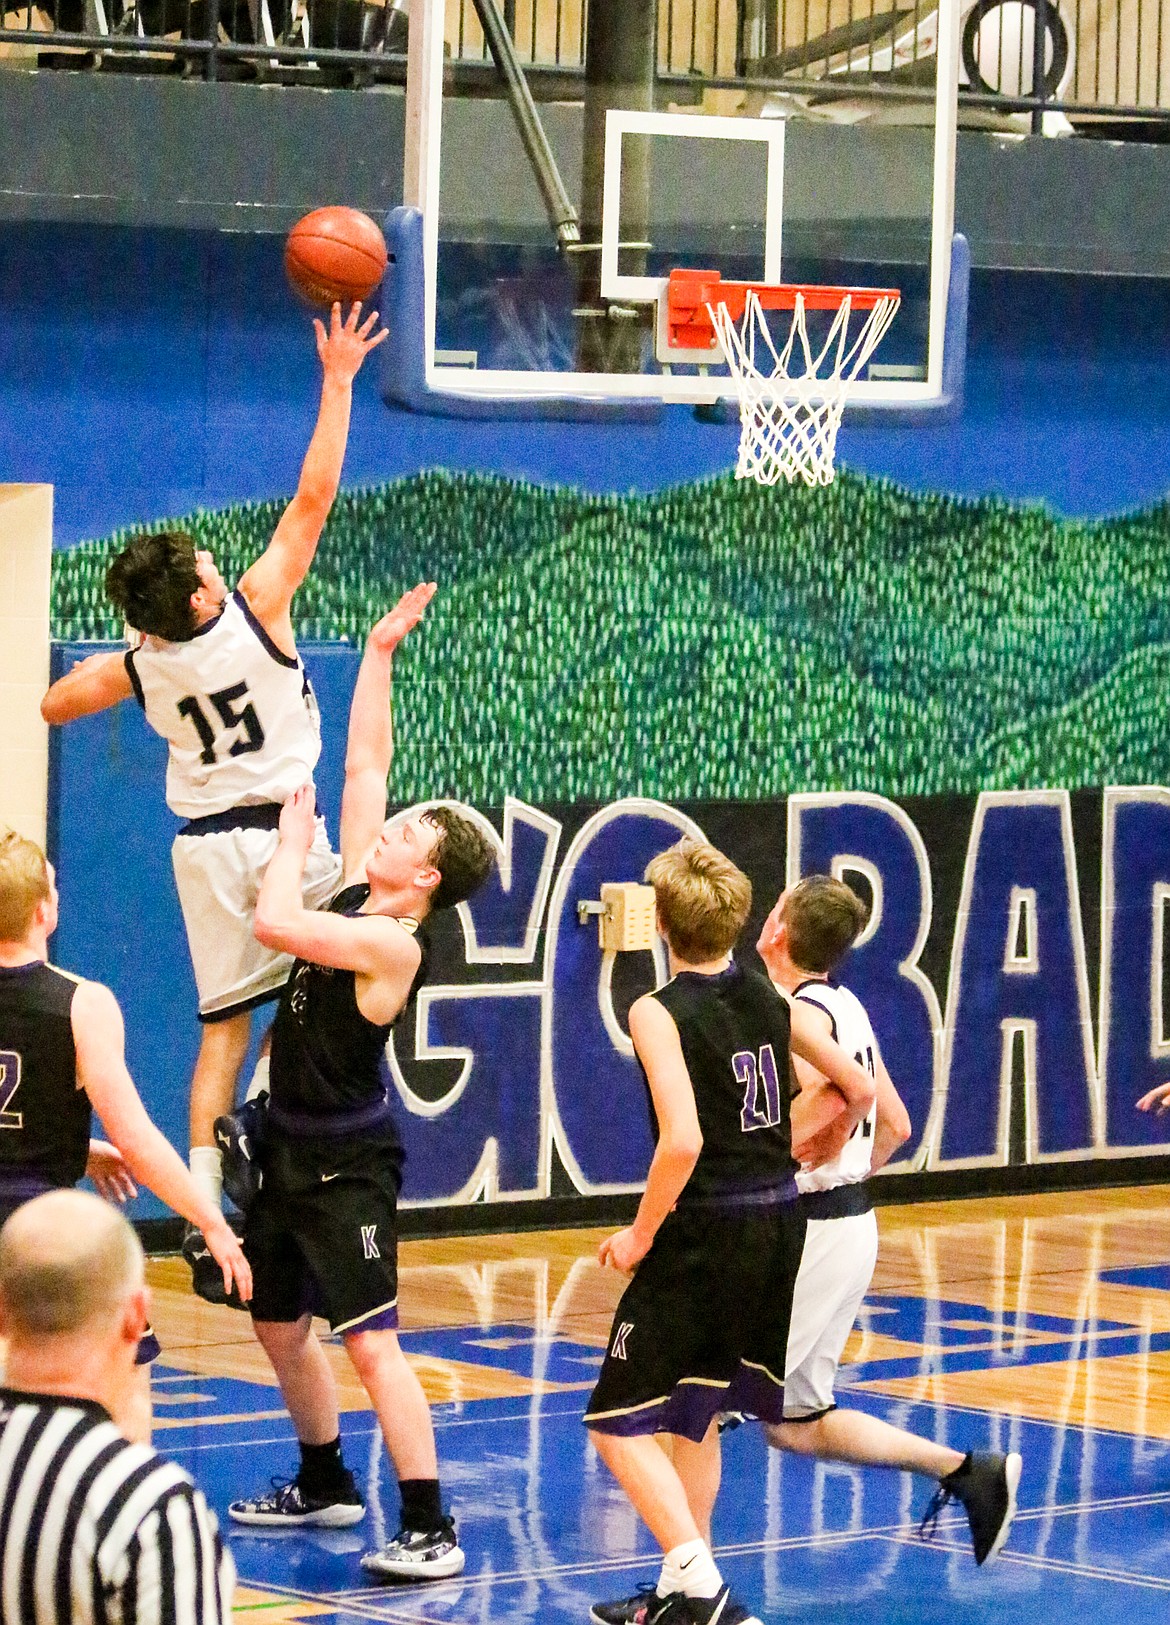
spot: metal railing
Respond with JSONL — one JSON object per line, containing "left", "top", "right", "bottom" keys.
{"left": 1, "top": 0, "right": 1168, "bottom": 123}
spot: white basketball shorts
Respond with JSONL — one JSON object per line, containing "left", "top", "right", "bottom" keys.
{"left": 172, "top": 817, "right": 343, "bottom": 1021}
{"left": 782, "top": 1208, "right": 879, "bottom": 1420}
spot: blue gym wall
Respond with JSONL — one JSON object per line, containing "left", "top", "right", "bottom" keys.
{"left": 4, "top": 221, "right": 1170, "bottom": 539}
{"left": 10, "top": 217, "right": 1170, "bottom": 1221}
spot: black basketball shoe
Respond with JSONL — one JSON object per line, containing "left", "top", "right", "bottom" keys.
{"left": 593, "top": 1588, "right": 760, "bottom": 1625}
{"left": 181, "top": 1223, "right": 246, "bottom": 1310}
{"left": 214, "top": 1093, "right": 267, "bottom": 1214}
{"left": 920, "top": 1450, "right": 1023, "bottom": 1564}
{"left": 360, "top": 1515, "right": 466, "bottom": 1580}
{"left": 229, "top": 1474, "right": 365, "bottom": 1529}
{"left": 590, "top": 1583, "right": 657, "bottom": 1625}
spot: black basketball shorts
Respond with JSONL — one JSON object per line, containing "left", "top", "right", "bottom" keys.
{"left": 584, "top": 1199, "right": 807, "bottom": 1442}
{"left": 244, "top": 1128, "right": 404, "bottom": 1336}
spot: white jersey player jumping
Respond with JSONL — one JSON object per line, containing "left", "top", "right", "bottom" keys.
{"left": 40, "top": 301, "right": 387, "bottom": 1300}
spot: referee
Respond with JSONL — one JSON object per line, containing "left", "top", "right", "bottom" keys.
{"left": 0, "top": 1189, "right": 235, "bottom": 1624}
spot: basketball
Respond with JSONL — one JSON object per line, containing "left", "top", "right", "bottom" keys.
{"left": 284, "top": 206, "right": 388, "bottom": 309}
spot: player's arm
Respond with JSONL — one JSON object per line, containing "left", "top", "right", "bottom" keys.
{"left": 256, "top": 784, "right": 422, "bottom": 985}
{"left": 788, "top": 1000, "right": 849, "bottom": 1152}
{"left": 869, "top": 1045, "right": 911, "bottom": 1173}
{"left": 339, "top": 584, "right": 437, "bottom": 879}
{"left": 598, "top": 996, "right": 702, "bottom": 1275}
{"left": 41, "top": 651, "right": 134, "bottom": 724}
{"left": 236, "top": 303, "right": 388, "bottom": 646}
{"left": 1137, "top": 1081, "right": 1170, "bottom": 1114}
{"left": 71, "top": 981, "right": 252, "bottom": 1301}
{"left": 789, "top": 999, "right": 876, "bottom": 1130}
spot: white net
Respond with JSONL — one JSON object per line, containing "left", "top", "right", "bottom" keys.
{"left": 708, "top": 288, "right": 901, "bottom": 487}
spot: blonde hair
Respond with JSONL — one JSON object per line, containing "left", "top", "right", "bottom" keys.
{"left": 645, "top": 839, "right": 752, "bottom": 963}
{"left": 0, "top": 828, "right": 51, "bottom": 943}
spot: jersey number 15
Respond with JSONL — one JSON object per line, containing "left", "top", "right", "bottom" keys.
{"left": 176, "top": 683, "right": 266, "bottom": 765}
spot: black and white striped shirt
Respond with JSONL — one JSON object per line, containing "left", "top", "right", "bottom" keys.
{"left": 0, "top": 1389, "right": 235, "bottom": 1624}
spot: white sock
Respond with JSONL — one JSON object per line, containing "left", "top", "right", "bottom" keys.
{"left": 658, "top": 1540, "right": 721, "bottom": 1600}
{"left": 189, "top": 1146, "right": 223, "bottom": 1210}
{"left": 245, "top": 1054, "right": 270, "bottom": 1103}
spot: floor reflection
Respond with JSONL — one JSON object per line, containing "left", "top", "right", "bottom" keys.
{"left": 146, "top": 1187, "right": 1170, "bottom": 1623}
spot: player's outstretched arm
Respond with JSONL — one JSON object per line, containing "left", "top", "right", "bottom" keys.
{"left": 598, "top": 996, "right": 702, "bottom": 1276}
{"left": 71, "top": 981, "right": 252, "bottom": 1302}
{"left": 1137, "top": 1082, "right": 1170, "bottom": 1114}
{"left": 236, "top": 302, "right": 388, "bottom": 649}
{"left": 339, "top": 584, "right": 437, "bottom": 879}
{"left": 41, "top": 650, "right": 135, "bottom": 725}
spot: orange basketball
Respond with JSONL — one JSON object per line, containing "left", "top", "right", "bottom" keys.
{"left": 284, "top": 206, "right": 388, "bottom": 309}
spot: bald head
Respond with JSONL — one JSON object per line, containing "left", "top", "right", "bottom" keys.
{"left": 0, "top": 1191, "right": 144, "bottom": 1339}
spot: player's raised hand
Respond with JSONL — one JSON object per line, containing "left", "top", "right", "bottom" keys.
{"left": 598, "top": 1225, "right": 649, "bottom": 1276}
{"left": 1137, "top": 1082, "right": 1170, "bottom": 1114}
{"left": 367, "top": 583, "right": 438, "bottom": 656}
{"left": 314, "top": 299, "right": 389, "bottom": 383}
{"left": 279, "top": 784, "right": 317, "bottom": 850}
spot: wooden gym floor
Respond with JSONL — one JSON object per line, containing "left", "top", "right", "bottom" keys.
{"left": 144, "top": 1187, "right": 1170, "bottom": 1623}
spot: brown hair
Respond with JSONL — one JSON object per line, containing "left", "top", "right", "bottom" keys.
{"left": 645, "top": 839, "right": 752, "bottom": 963}
{"left": 783, "top": 875, "right": 870, "bottom": 975}
{"left": 425, "top": 807, "right": 496, "bottom": 913}
{"left": 0, "top": 829, "right": 51, "bottom": 943}
{"left": 105, "top": 530, "right": 202, "bottom": 642}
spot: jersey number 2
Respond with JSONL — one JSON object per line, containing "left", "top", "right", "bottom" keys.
{"left": 176, "top": 683, "right": 266, "bottom": 765}
{"left": 734, "top": 1044, "right": 783, "bottom": 1133}
{"left": 0, "top": 1052, "right": 23, "bottom": 1130}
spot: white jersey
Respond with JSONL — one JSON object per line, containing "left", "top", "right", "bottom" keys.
{"left": 793, "top": 979, "right": 879, "bottom": 1194}
{"left": 126, "top": 589, "right": 322, "bottom": 819}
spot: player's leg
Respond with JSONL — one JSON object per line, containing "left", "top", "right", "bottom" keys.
{"left": 345, "top": 1327, "right": 437, "bottom": 1478}
{"left": 189, "top": 1013, "right": 252, "bottom": 1166}
{"left": 767, "top": 1411, "right": 1020, "bottom": 1564}
{"left": 345, "top": 1325, "right": 463, "bottom": 1580}
{"left": 287, "top": 1140, "right": 463, "bottom": 1580}
{"left": 181, "top": 1013, "right": 253, "bottom": 1303}
{"left": 254, "top": 1315, "right": 341, "bottom": 1444}
{"left": 229, "top": 1171, "right": 364, "bottom": 1530}
{"left": 172, "top": 828, "right": 277, "bottom": 1238}
{"left": 229, "top": 1314, "right": 365, "bottom": 1527}
{"left": 591, "top": 1431, "right": 706, "bottom": 1553}
{"left": 669, "top": 1424, "right": 721, "bottom": 1546}
{"left": 768, "top": 1407, "right": 963, "bottom": 1472}
{"left": 773, "top": 1210, "right": 1021, "bottom": 1564}
{"left": 585, "top": 1211, "right": 777, "bottom": 1625}
{"left": 174, "top": 822, "right": 341, "bottom": 1206}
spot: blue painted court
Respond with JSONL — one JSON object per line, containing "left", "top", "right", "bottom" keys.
{"left": 146, "top": 1195, "right": 1170, "bottom": 1623}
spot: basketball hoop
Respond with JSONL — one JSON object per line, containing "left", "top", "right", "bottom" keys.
{"left": 666, "top": 271, "right": 901, "bottom": 488}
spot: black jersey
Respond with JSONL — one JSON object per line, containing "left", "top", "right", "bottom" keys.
{"left": 0, "top": 963, "right": 90, "bottom": 1192}
{"left": 269, "top": 884, "right": 429, "bottom": 1121}
{"left": 648, "top": 961, "right": 797, "bottom": 1205}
